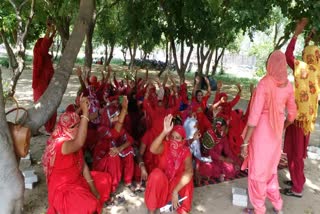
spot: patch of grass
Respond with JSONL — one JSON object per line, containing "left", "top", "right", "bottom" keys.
{"left": 214, "top": 73, "right": 258, "bottom": 87}
{"left": 110, "top": 58, "right": 125, "bottom": 66}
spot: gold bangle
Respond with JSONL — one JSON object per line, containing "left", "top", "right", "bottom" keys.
{"left": 86, "top": 179, "right": 94, "bottom": 183}
{"left": 80, "top": 115, "right": 90, "bottom": 122}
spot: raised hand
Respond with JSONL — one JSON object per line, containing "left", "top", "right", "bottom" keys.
{"left": 204, "top": 76, "right": 210, "bottom": 84}
{"left": 217, "top": 81, "right": 223, "bottom": 89}
{"left": 163, "top": 114, "right": 174, "bottom": 135}
{"left": 76, "top": 67, "right": 82, "bottom": 77}
{"left": 121, "top": 96, "right": 128, "bottom": 110}
{"left": 79, "top": 93, "right": 89, "bottom": 114}
{"left": 236, "top": 83, "right": 242, "bottom": 93}
{"left": 294, "top": 18, "right": 308, "bottom": 37}
{"left": 195, "top": 76, "right": 201, "bottom": 84}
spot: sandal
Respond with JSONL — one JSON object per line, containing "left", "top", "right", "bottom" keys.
{"left": 283, "top": 180, "right": 293, "bottom": 186}
{"left": 126, "top": 184, "right": 137, "bottom": 197}
{"left": 116, "top": 196, "right": 126, "bottom": 204}
{"left": 281, "top": 188, "right": 302, "bottom": 198}
{"left": 273, "top": 207, "right": 284, "bottom": 214}
{"left": 243, "top": 208, "right": 254, "bottom": 214}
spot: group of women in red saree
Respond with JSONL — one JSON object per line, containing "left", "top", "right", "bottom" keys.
{"left": 38, "top": 18, "right": 318, "bottom": 214}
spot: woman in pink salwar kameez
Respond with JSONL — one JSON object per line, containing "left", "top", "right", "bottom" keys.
{"left": 241, "top": 50, "right": 297, "bottom": 214}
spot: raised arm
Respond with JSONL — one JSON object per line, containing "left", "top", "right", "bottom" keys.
{"left": 204, "top": 76, "right": 211, "bottom": 96}
{"left": 286, "top": 18, "right": 308, "bottom": 70}
{"left": 192, "top": 76, "right": 201, "bottom": 97}
{"left": 76, "top": 67, "right": 87, "bottom": 89}
{"left": 114, "top": 96, "right": 128, "bottom": 133}
{"left": 150, "top": 114, "right": 174, "bottom": 154}
{"left": 62, "top": 95, "right": 89, "bottom": 155}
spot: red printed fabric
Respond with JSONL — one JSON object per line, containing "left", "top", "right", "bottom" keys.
{"left": 42, "top": 112, "right": 111, "bottom": 214}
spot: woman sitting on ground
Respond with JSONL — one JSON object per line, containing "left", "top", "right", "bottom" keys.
{"left": 145, "top": 114, "right": 194, "bottom": 214}
{"left": 42, "top": 95, "right": 112, "bottom": 214}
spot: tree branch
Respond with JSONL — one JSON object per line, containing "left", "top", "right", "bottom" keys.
{"left": 18, "top": 0, "right": 29, "bottom": 11}
{"left": 8, "top": 0, "right": 18, "bottom": 13}
{"left": 22, "top": 0, "right": 35, "bottom": 43}
{"left": 0, "top": 30, "right": 18, "bottom": 69}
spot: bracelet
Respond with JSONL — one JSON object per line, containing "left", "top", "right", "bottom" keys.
{"left": 86, "top": 179, "right": 94, "bottom": 183}
{"left": 117, "top": 121, "right": 124, "bottom": 124}
{"left": 80, "top": 115, "right": 90, "bottom": 122}
{"left": 139, "top": 162, "right": 145, "bottom": 168}
{"left": 241, "top": 143, "right": 249, "bottom": 147}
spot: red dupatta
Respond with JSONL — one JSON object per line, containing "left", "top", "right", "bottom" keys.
{"left": 165, "top": 125, "right": 189, "bottom": 181}
{"left": 42, "top": 112, "right": 80, "bottom": 183}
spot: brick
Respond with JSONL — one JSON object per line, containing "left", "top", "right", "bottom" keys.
{"left": 232, "top": 187, "right": 248, "bottom": 207}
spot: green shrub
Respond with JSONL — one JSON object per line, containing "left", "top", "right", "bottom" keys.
{"left": 0, "top": 57, "right": 10, "bottom": 68}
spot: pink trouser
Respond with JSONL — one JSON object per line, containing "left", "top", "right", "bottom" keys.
{"left": 248, "top": 174, "right": 283, "bottom": 214}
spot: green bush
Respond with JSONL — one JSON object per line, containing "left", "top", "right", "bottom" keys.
{"left": 0, "top": 57, "right": 10, "bottom": 68}
{"left": 110, "top": 58, "right": 124, "bottom": 66}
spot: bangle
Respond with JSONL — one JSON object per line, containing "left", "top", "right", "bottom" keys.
{"left": 86, "top": 179, "right": 94, "bottom": 183}
{"left": 139, "top": 162, "right": 145, "bottom": 168}
{"left": 241, "top": 142, "right": 249, "bottom": 147}
{"left": 80, "top": 115, "right": 90, "bottom": 122}
{"left": 117, "top": 121, "right": 124, "bottom": 124}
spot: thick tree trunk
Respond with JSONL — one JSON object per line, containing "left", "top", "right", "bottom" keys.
{"left": 24, "top": 0, "right": 95, "bottom": 133}
{"left": 84, "top": 6, "right": 97, "bottom": 70}
{"left": 0, "top": 69, "right": 24, "bottom": 214}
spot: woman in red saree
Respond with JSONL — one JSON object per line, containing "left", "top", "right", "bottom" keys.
{"left": 32, "top": 22, "right": 57, "bottom": 133}
{"left": 145, "top": 115, "right": 194, "bottom": 214}
{"left": 42, "top": 96, "right": 112, "bottom": 214}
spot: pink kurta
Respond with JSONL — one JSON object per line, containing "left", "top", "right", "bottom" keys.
{"left": 246, "top": 80, "right": 296, "bottom": 182}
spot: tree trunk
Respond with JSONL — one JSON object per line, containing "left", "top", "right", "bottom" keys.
{"left": 128, "top": 41, "right": 137, "bottom": 72}
{"left": 196, "top": 43, "right": 210, "bottom": 76}
{"left": 122, "top": 48, "right": 127, "bottom": 65}
{"left": 158, "top": 40, "right": 169, "bottom": 77}
{"left": 54, "top": 36, "right": 61, "bottom": 61}
{"left": 103, "top": 43, "right": 114, "bottom": 70}
{"left": 171, "top": 39, "right": 194, "bottom": 82}
{"left": 211, "top": 48, "right": 225, "bottom": 76}
{"left": 56, "top": 16, "right": 71, "bottom": 52}
{"left": 84, "top": 5, "right": 97, "bottom": 70}
{"left": 205, "top": 49, "right": 213, "bottom": 76}
{"left": 0, "top": 68, "right": 24, "bottom": 214}
{"left": 24, "top": 0, "right": 95, "bottom": 133}
{"left": 1, "top": 0, "right": 35, "bottom": 97}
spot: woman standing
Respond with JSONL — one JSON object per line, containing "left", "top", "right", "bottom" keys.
{"left": 42, "top": 95, "right": 112, "bottom": 214}
{"left": 241, "top": 50, "right": 297, "bottom": 214}
{"left": 145, "top": 114, "right": 194, "bottom": 214}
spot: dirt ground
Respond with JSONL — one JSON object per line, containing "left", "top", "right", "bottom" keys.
{"left": 2, "top": 65, "right": 320, "bottom": 214}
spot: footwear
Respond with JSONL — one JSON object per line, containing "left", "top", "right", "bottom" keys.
{"left": 283, "top": 180, "right": 293, "bottom": 186}
{"left": 126, "top": 184, "right": 137, "bottom": 197}
{"left": 273, "top": 207, "right": 284, "bottom": 214}
{"left": 242, "top": 208, "right": 254, "bottom": 214}
{"left": 281, "top": 188, "right": 302, "bottom": 198}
